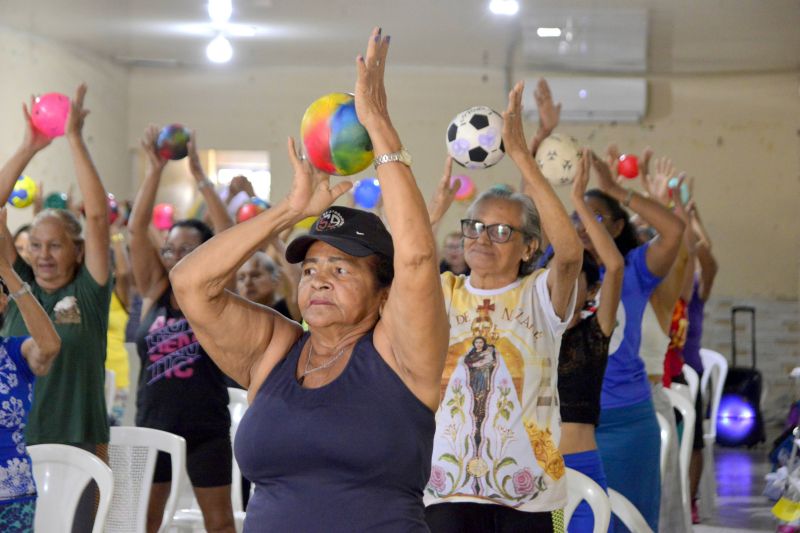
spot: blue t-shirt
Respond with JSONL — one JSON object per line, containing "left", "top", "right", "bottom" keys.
{"left": 600, "top": 243, "right": 663, "bottom": 409}
{"left": 0, "top": 336, "right": 36, "bottom": 504}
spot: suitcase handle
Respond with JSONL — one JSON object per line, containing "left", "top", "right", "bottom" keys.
{"left": 731, "top": 305, "right": 756, "bottom": 368}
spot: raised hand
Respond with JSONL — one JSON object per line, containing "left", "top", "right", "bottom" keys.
{"left": 21, "top": 99, "right": 53, "bottom": 153}
{"left": 605, "top": 143, "right": 622, "bottom": 183}
{"left": 354, "top": 27, "right": 391, "bottom": 130}
{"left": 65, "top": 84, "right": 89, "bottom": 139}
{"left": 285, "top": 137, "right": 352, "bottom": 219}
{"left": 644, "top": 156, "right": 674, "bottom": 205}
{"left": 534, "top": 78, "right": 561, "bottom": 135}
{"left": 428, "top": 157, "right": 460, "bottom": 226}
{"left": 140, "top": 125, "right": 168, "bottom": 172}
{"left": 571, "top": 149, "right": 592, "bottom": 202}
{"left": 590, "top": 150, "right": 619, "bottom": 194}
{"left": 502, "top": 81, "right": 530, "bottom": 160}
{"left": 186, "top": 130, "right": 207, "bottom": 179}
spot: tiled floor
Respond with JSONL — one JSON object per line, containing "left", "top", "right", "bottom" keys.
{"left": 698, "top": 444, "right": 779, "bottom": 532}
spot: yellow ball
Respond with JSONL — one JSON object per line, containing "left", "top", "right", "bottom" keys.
{"left": 8, "top": 175, "right": 37, "bottom": 208}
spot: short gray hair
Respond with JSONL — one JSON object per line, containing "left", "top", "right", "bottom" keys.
{"left": 31, "top": 209, "right": 84, "bottom": 246}
{"left": 466, "top": 187, "right": 542, "bottom": 275}
{"left": 248, "top": 251, "right": 280, "bottom": 281}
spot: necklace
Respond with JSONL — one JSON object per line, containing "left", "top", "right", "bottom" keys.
{"left": 298, "top": 342, "right": 347, "bottom": 385}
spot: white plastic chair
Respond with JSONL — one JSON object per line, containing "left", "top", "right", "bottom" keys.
{"left": 105, "top": 426, "right": 186, "bottom": 533}
{"left": 608, "top": 488, "right": 654, "bottom": 533}
{"left": 662, "top": 386, "right": 695, "bottom": 533}
{"left": 105, "top": 368, "right": 117, "bottom": 417}
{"left": 29, "top": 443, "right": 114, "bottom": 533}
{"left": 563, "top": 467, "right": 611, "bottom": 533}
{"left": 171, "top": 387, "right": 249, "bottom": 532}
{"left": 681, "top": 364, "right": 699, "bottom": 403}
{"left": 698, "top": 348, "right": 729, "bottom": 519}
{"left": 655, "top": 411, "right": 671, "bottom": 478}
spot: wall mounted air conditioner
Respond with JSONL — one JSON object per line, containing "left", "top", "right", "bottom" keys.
{"left": 523, "top": 77, "right": 647, "bottom": 123}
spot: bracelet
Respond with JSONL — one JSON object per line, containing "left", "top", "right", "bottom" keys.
{"left": 197, "top": 179, "right": 214, "bottom": 190}
{"left": 622, "top": 188, "right": 635, "bottom": 207}
{"left": 9, "top": 282, "right": 31, "bottom": 301}
{"left": 111, "top": 233, "right": 125, "bottom": 244}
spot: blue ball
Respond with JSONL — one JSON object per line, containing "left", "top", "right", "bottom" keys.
{"left": 353, "top": 179, "right": 381, "bottom": 209}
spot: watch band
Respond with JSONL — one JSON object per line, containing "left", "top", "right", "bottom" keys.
{"left": 9, "top": 282, "right": 31, "bottom": 301}
{"left": 373, "top": 149, "right": 411, "bottom": 169}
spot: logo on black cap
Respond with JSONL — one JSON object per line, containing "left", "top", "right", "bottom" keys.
{"left": 316, "top": 209, "right": 345, "bottom": 232}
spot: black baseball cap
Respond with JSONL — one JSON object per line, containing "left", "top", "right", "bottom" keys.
{"left": 285, "top": 207, "right": 394, "bottom": 264}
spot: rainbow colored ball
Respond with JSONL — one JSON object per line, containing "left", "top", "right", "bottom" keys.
{"left": 8, "top": 175, "right": 37, "bottom": 208}
{"left": 156, "top": 124, "right": 191, "bottom": 160}
{"left": 300, "top": 93, "right": 373, "bottom": 176}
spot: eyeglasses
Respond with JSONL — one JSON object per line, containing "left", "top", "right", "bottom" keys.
{"left": 160, "top": 245, "right": 197, "bottom": 259}
{"left": 460, "top": 219, "right": 528, "bottom": 244}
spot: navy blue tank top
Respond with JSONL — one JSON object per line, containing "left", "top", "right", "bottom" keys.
{"left": 235, "top": 331, "right": 435, "bottom": 532}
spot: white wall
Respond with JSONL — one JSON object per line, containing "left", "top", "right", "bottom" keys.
{"left": 127, "top": 65, "right": 800, "bottom": 300}
{"left": 0, "top": 27, "right": 130, "bottom": 233}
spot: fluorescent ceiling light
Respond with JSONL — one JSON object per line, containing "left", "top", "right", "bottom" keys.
{"left": 226, "top": 24, "right": 258, "bottom": 37}
{"left": 207, "top": 34, "right": 233, "bottom": 63}
{"left": 208, "top": 0, "right": 232, "bottom": 24}
{"left": 537, "top": 27, "right": 562, "bottom": 38}
{"left": 489, "top": 0, "right": 519, "bottom": 16}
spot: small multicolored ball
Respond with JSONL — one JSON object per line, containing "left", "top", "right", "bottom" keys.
{"left": 156, "top": 124, "right": 191, "bottom": 160}
{"left": 8, "top": 175, "right": 38, "bottom": 208}
{"left": 301, "top": 93, "right": 373, "bottom": 176}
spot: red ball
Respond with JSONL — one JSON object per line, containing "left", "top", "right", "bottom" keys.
{"left": 236, "top": 201, "right": 264, "bottom": 223}
{"left": 617, "top": 154, "right": 639, "bottom": 179}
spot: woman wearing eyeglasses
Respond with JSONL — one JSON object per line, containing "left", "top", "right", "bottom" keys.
{"left": 425, "top": 81, "right": 583, "bottom": 532}
{"left": 128, "top": 126, "right": 236, "bottom": 533}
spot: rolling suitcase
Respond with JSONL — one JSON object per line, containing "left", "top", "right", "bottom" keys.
{"left": 717, "top": 305, "right": 767, "bottom": 447}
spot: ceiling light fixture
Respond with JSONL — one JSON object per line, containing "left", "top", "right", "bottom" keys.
{"left": 536, "top": 27, "right": 562, "bottom": 38}
{"left": 489, "top": 0, "right": 519, "bottom": 16}
{"left": 206, "top": 34, "right": 233, "bottom": 63}
{"left": 208, "top": 0, "right": 233, "bottom": 24}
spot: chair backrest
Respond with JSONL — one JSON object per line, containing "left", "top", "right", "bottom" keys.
{"left": 105, "top": 369, "right": 117, "bottom": 416}
{"left": 655, "top": 411, "right": 671, "bottom": 479}
{"left": 106, "top": 426, "right": 186, "bottom": 533}
{"left": 661, "top": 386, "right": 696, "bottom": 532}
{"left": 564, "top": 467, "right": 611, "bottom": 533}
{"left": 681, "top": 364, "right": 699, "bottom": 403}
{"left": 228, "top": 387, "right": 249, "bottom": 512}
{"left": 699, "top": 348, "right": 729, "bottom": 438}
{"left": 670, "top": 382, "right": 693, "bottom": 405}
{"left": 29, "top": 443, "right": 114, "bottom": 533}
{"left": 608, "top": 488, "right": 654, "bottom": 533}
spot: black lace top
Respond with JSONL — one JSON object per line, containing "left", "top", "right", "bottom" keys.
{"left": 558, "top": 314, "right": 610, "bottom": 426}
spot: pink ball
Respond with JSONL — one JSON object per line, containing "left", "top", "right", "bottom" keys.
{"left": 153, "top": 203, "right": 175, "bottom": 231}
{"left": 451, "top": 175, "right": 476, "bottom": 201}
{"left": 31, "top": 93, "right": 71, "bottom": 138}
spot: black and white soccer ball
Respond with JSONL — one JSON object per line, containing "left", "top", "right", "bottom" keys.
{"left": 446, "top": 106, "right": 505, "bottom": 169}
{"left": 535, "top": 133, "right": 582, "bottom": 186}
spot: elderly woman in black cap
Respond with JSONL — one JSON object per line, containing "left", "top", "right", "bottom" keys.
{"left": 170, "top": 28, "right": 449, "bottom": 532}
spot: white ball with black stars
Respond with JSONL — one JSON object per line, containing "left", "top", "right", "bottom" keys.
{"left": 535, "top": 133, "right": 582, "bottom": 186}
{"left": 446, "top": 106, "right": 505, "bottom": 169}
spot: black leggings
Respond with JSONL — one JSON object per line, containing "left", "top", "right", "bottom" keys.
{"left": 425, "top": 503, "right": 562, "bottom": 533}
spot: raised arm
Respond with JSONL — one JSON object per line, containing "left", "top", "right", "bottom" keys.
{"left": 356, "top": 28, "right": 449, "bottom": 410}
{"left": 66, "top": 84, "right": 110, "bottom": 286}
{"left": 0, "top": 254, "right": 61, "bottom": 375}
{"left": 170, "top": 139, "right": 351, "bottom": 390}
{"left": 427, "top": 156, "right": 460, "bottom": 231}
{"left": 187, "top": 132, "right": 234, "bottom": 234}
{"left": 0, "top": 100, "right": 54, "bottom": 206}
{"left": 110, "top": 215, "right": 133, "bottom": 311}
{"left": 528, "top": 78, "right": 561, "bottom": 158}
{"left": 506, "top": 81, "right": 582, "bottom": 319}
{"left": 592, "top": 152, "right": 684, "bottom": 278}
{"left": 688, "top": 200, "right": 717, "bottom": 301}
{"left": 0, "top": 210, "right": 18, "bottom": 266}
{"left": 571, "top": 152, "right": 623, "bottom": 336}
{"left": 128, "top": 126, "right": 170, "bottom": 302}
